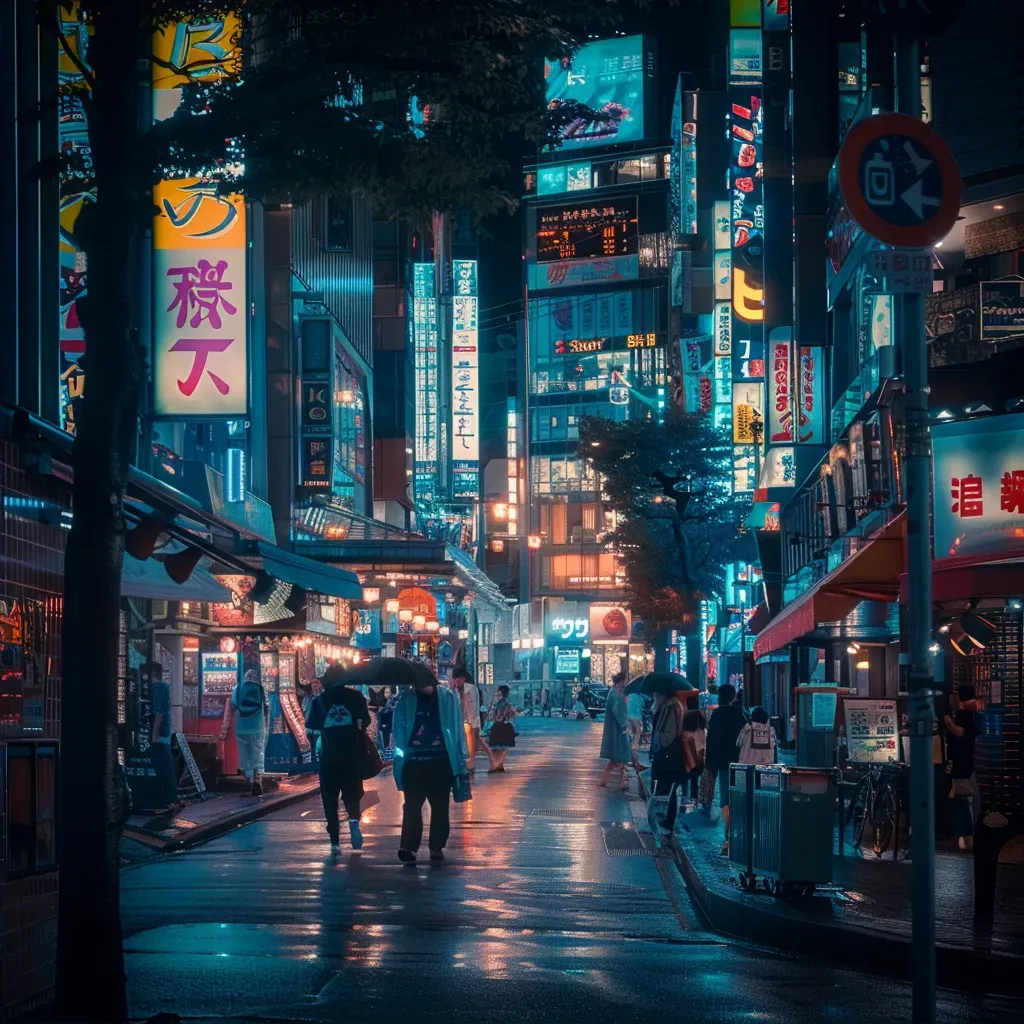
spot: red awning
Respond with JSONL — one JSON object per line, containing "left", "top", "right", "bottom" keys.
{"left": 746, "top": 600, "right": 771, "bottom": 636}
{"left": 899, "top": 546, "right": 1024, "bottom": 604}
{"left": 753, "top": 513, "right": 906, "bottom": 661}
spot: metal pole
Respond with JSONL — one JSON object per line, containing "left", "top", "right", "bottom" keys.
{"left": 895, "top": 34, "right": 936, "bottom": 1024}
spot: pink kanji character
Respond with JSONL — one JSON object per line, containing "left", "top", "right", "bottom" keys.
{"left": 166, "top": 259, "right": 237, "bottom": 329}
{"left": 168, "top": 337, "right": 234, "bottom": 396}
{"left": 1000, "top": 470, "right": 1024, "bottom": 514}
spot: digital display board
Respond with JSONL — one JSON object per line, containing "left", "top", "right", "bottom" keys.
{"left": 537, "top": 197, "right": 638, "bottom": 265}
{"left": 627, "top": 332, "right": 658, "bottom": 348}
{"left": 545, "top": 36, "right": 647, "bottom": 150}
{"left": 412, "top": 263, "right": 439, "bottom": 502}
{"left": 555, "top": 337, "right": 608, "bottom": 355}
{"left": 555, "top": 649, "right": 582, "bottom": 676}
{"left": 730, "top": 92, "right": 765, "bottom": 324}
{"left": 538, "top": 161, "right": 593, "bottom": 196}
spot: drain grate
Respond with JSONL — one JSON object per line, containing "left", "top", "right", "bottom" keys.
{"left": 602, "top": 823, "right": 656, "bottom": 857}
{"left": 531, "top": 808, "right": 595, "bottom": 820}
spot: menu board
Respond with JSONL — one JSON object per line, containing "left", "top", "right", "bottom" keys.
{"left": 200, "top": 652, "right": 239, "bottom": 718}
{"left": 844, "top": 698, "right": 899, "bottom": 764}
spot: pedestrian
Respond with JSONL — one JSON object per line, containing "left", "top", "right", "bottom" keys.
{"left": 452, "top": 665, "right": 492, "bottom": 774}
{"left": 146, "top": 661, "right": 179, "bottom": 812}
{"left": 392, "top": 667, "right": 469, "bottom": 863}
{"left": 649, "top": 687, "right": 690, "bottom": 834}
{"left": 600, "top": 671, "right": 632, "bottom": 790}
{"left": 627, "top": 688, "right": 645, "bottom": 760}
{"left": 704, "top": 682, "right": 748, "bottom": 855}
{"left": 944, "top": 687, "right": 978, "bottom": 852}
{"left": 737, "top": 705, "right": 777, "bottom": 765}
{"left": 221, "top": 668, "right": 270, "bottom": 796}
{"left": 304, "top": 663, "right": 370, "bottom": 853}
{"left": 485, "top": 684, "right": 517, "bottom": 772}
{"left": 378, "top": 689, "right": 399, "bottom": 752}
{"left": 681, "top": 692, "right": 707, "bottom": 806}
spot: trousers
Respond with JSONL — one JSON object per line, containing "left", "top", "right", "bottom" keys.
{"left": 319, "top": 760, "right": 364, "bottom": 842}
{"left": 401, "top": 758, "right": 454, "bottom": 852}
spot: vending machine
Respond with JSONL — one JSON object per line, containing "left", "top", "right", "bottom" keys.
{"left": 200, "top": 649, "right": 241, "bottom": 776}
{"left": 264, "top": 649, "right": 313, "bottom": 773}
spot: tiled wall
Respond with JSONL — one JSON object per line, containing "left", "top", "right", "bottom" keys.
{"left": 1, "top": 434, "right": 69, "bottom": 1019}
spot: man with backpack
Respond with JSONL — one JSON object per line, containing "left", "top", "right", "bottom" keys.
{"left": 304, "top": 663, "right": 371, "bottom": 852}
{"left": 221, "top": 669, "right": 270, "bottom": 796}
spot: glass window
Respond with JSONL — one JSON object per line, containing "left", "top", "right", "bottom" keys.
{"left": 7, "top": 747, "right": 33, "bottom": 876}
{"left": 36, "top": 746, "right": 57, "bottom": 871}
{"left": 616, "top": 159, "right": 642, "bottom": 182}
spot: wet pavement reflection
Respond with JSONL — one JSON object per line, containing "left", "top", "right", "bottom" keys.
{"left": 122, "top": 718, "right": 1019, "bottom": 1022}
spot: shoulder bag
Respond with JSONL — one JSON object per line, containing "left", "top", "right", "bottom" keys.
{"left": 357, "top": 730, "right": 385, "bottom": 780}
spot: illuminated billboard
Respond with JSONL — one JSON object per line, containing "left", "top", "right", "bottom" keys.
{"left": 730, "top": 91, "right": 765, "bottom": 324}
{"left": 153, "top": 178, "right": 247, "bottom": 417}
{"left": 412, "top": 263, "right": 439, "bottom": 502}
{"left": 544, "top": 36, "right": 648, "bottom": 150}
{"left": 452, "top": 259, "right": 480, "bottom": 500}
{"left": 537, "top": 197, "right": 638, "bottom": 264}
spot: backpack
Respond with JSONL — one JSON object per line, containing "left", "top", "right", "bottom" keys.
{"left": 738, "top": 719, "right": 776, "bottom": 764}
{"left": 235, "top": 680, "right": 265, "bottom": 719}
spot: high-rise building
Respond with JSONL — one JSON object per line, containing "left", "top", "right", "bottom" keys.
{"left": 522, "top": 36, "right": 667, "bottom": 683}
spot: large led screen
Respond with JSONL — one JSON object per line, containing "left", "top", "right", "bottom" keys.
{"left": 544, "top": 36, "right": 647, "bottom": 150}
{"left": 537, "top": 197, "right": 638, "bottom": 264}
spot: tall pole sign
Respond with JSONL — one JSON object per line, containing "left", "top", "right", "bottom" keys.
{"left": 839, "top": 102, "right": 961, "bottom": 1024}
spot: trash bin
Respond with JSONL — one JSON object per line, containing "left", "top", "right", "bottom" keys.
{"left": 752, "top": 764, "right": 837, "bottom": 896}
{"left": 727, "top": 763, "right": 757, "bottom": 888}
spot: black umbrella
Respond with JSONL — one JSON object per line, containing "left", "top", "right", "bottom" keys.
{"left": 369, "top": 656, "right": 437, "bottom": 688}
{"left": 629, "top": 671, "right": 695, "bottom": 697}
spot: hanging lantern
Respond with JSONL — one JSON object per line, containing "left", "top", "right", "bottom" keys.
{"left": 362, "top": 587, "right": 381, "bottom": 603}
{"left": 399, "top": 608, "right": 413, "bottom": 623}
{"left": 385, "top": 598, "right": 400, "bottom": 614}
{"left": 427, "top": 620, "right": 440, "bottom": 632}
{"left": 413, "top": 614, "right": 427, "bottom": 629}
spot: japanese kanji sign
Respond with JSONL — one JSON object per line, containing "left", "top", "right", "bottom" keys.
{"left": 452, "top": 259, "right": 480, "bottom": 500}
{"left": 932, "top": 416, "right": 1024, "bottom": 558}
{"left": 153, "top": 179, "right": 247, "bottom": 417}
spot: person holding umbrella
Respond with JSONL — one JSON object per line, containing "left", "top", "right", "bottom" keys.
{"left": 600, "top": 671, "right": 632, "bottom": 790}
{"left": 391, "top": 662, "right": 469, "bottom": 863}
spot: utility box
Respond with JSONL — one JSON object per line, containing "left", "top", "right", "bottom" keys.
{"left": 752, "top": 765, "right": 837, "bottom": 896}
{"left": 728, "top": 763, "right": 757, "bottom": 887}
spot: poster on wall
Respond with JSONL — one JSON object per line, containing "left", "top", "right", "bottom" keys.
{"left": 931, "top": 415, "right": 1024, "bottom": 558}
{"left": 589, "top": 604, "right": 632, "bottom": 643}
{"left": 732, "top": 381, "right": 764, "bottom": 445}
{"left": 528, "top": 253, "right": 640, "bottom": 292}
{"left": 980, "top": 280, "right": 1024, "bottom": 339}
{"left": 798, "top": 346, "right": 824, "bottom": 444}
{"left": 760, "top": 446, "right": 796, "bottom": 488}
{"left": 544, "top": 36, "right": 648, "bottom": 150}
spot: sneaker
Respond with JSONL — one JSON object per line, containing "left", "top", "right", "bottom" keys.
{"left": 397, "top": 848, "right": 416, "bottom": 863}
{"left": 329, "top": 841, "right": 341, "bottom": 855}
{"left": 349, "top": 820, "right": 364, "bottom": 850}
{"left": 251, "top": 781, "right": 263, "bottom": 797}
{"left": 429, "top": 849, "right": 445, "bottom": 862}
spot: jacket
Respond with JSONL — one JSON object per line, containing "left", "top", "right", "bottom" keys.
{"left": 600, "top": 688, "right": 632, "bottom": 762}
{"left": 392, "top": 686, "right": 468, "bottom": 791}
{"left": 705, "top": 702, "right": 749, "bottom": 771}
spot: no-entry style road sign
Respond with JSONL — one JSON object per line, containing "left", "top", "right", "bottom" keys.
{"left": 838, "top": 113, "right": 961, "bottom": 249}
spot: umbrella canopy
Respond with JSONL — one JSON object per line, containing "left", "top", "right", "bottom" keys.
{"left": 367, "top": 656, "right": 437, "bottom": 688}
{"left": 626, "top": 672, "right": 696, "bottom": 697}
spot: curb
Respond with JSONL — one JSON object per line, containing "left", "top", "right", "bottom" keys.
{"left": 124, "top": 764, "right": 393, "bottom": 853}
{"left": 633, "top": 765, "right": 1021, "bottom": 995}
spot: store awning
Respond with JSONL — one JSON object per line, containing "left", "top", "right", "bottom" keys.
{"left": 899, "top": 546, "right": 1024, "bottom": 604}
{"left": 121, "top": 554, "right": 231, "bottom": 602}
{"left": 254, "top": 542, "right": 362, "bottom": 600}
{"left": 445, "top": 544, "right": 509, "bottom": 614}
{"left": 753, "top": 513, "right": 905, "bottom": 660}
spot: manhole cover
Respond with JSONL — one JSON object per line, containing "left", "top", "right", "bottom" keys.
{"left": 602, "top": 823, "right": 655, "bottom": 857}
{"left": 531, "top": 808, "right": 594, "bottom": 820}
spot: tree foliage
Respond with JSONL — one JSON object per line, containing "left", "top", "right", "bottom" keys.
{"left": 580, "top": 411, "right": 753, "bottom": 634}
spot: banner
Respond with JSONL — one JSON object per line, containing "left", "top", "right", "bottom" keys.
{"left": 412, "top": 263, "right": 439, "bottom": 502}
{"left": 452, "top": 259, "right": 480, "bottom": 499}
{"left": 733, "top": 382, "right": 764, "bottom": 445}
{"left": 767, "top": 328, "right": 792, "bottom": 442}
{"left": 714, "top": 302, "right": 732, "bottom": 356}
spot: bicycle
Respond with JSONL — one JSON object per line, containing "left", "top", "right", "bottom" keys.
{"left": 846, "top": 761, "right": 908, "bottom": 859}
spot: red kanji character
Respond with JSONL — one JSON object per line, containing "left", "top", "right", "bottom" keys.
{"left": 951, "top": 475, "right": 984, "bottom": 518}
{"left": 168, "top": 337, "right": 234, "bottom": 396}
{"left": 167, "top": 259, "right": 236, "bottom": 329}
{"left": 1000, "top": 470, "right": 1024, "bottom": 513}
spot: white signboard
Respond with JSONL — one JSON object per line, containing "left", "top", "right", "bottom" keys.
{"left": 452, "top": 259, "right": 479, "bottom": 497}
{"left": 714, "top": 251, "right": 732, "bottom": 302}
{"left": 713, "top": 199, "right": 731, "bottom": 252}
{"left": 714, "top": 302, "right": 732, "bottom": 356}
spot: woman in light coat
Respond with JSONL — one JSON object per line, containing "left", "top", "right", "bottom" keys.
{"left": 600, "top": 672, "right": 632, "bottom": 790}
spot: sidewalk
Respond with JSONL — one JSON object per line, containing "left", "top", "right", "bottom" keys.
{"left": 121, "top": 773, "right": 323, "bottom": 853}
{"left": 640, "top": 772, "right": 1024, "bottom": 994}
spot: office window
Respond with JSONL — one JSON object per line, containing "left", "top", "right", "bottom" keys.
{"left": 4, "top": 744, "right": 58, "bottom": 878}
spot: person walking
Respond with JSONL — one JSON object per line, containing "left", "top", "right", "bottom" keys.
{"left": 304, "top": 663, "right": 371, "bottom": 853}
{"left": 485, "top": 684, "right": 517, "bottom": 772}
{"left": 737, "top": 705, "right": 777, "bottom": 766}
{"left": 221, "top": 669, "right": 270, "bottom": 796}
{"left": 600, "top": 672, "right": 632, "bottom": 790}
{"left": 649, "top": 687, "right": 690, "bottom": 834}
{"left": 452, "top": 666, "right": 491, "bottom": 774}
{"left": 681, "top": 692, "right": 707, "bottom": 807}
{"left": 392, "top": 668, "right": 468, "bottom": 863}
{"left": 704, "top": 682, "right": 748, "bottom": 855}
{"left": 944, "top": 687, "right": 978, "bottom": 852}
{"left": 627, "top": 688, "right": 645, "bottom": 761}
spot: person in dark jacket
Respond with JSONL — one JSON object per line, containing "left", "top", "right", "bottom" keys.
{"left": 305, "top": 663, "right": 370, "bottom": 853}
{"left": 704, "top": 683, "right": 748, "bottom": 855}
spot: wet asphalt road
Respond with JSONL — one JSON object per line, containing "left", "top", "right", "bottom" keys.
{"left": 121, "top": 718, "right": 1020, "bottom": 1023}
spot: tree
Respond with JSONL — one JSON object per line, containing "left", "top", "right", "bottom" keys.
{"left": 47, "top": 3, "right": 615, "bottom": 1019}
{"left": 579, "top": 411, "right": 752, "bottom": 638}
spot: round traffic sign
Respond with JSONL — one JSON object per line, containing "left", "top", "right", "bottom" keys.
{"left": 838, "top": 113, "right": 961, "bottom": 249}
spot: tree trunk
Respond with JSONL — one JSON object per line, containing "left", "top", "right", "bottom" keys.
{"left": 55, "top": 6, "right": 144, "bottom": 1021}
